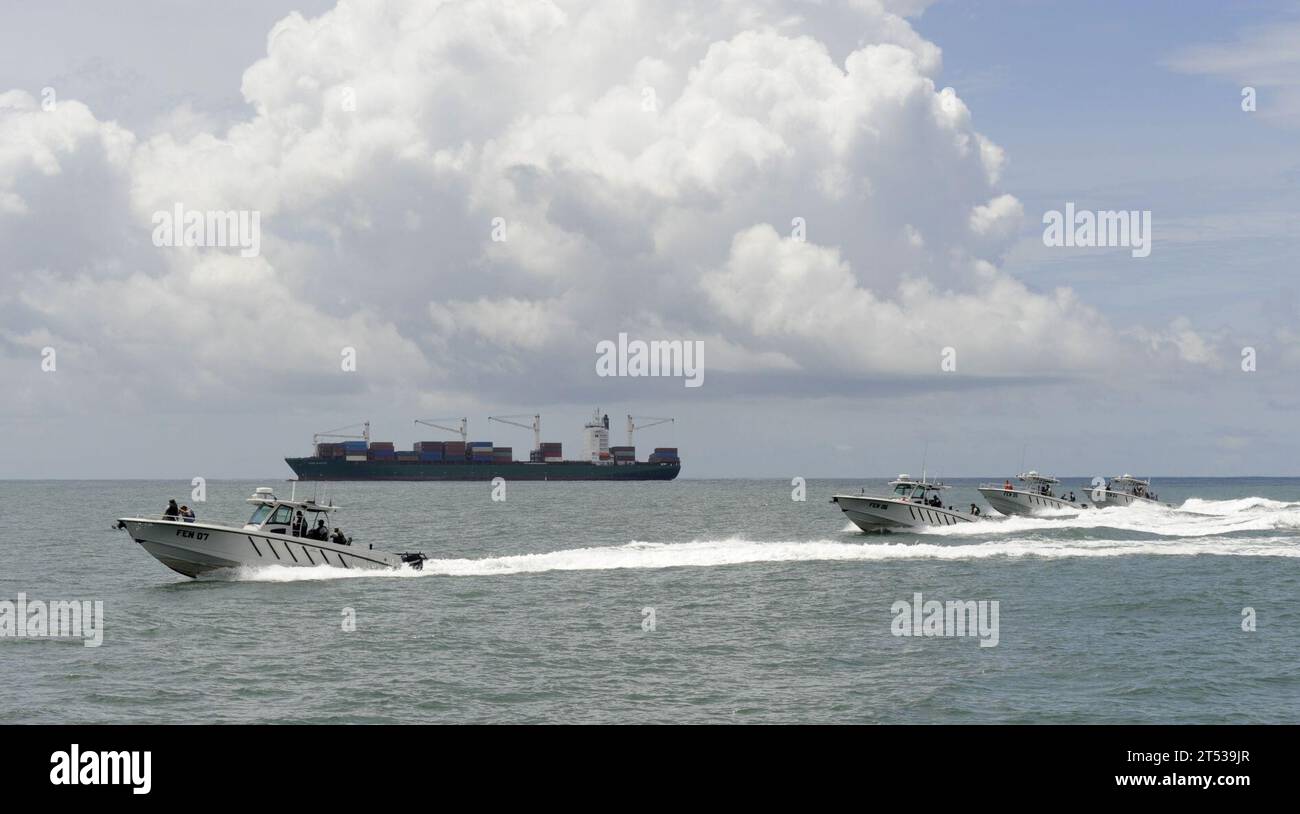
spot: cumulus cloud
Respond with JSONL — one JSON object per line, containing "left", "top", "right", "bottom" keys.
{"left": 968, "top": 193, "right": 1023, "bottom": 239}
{"left": 0, "top": 0, "right": 1222, "bottom": 422}
{"left": 701, "top": 223, "right": 1114, "bottom": 377}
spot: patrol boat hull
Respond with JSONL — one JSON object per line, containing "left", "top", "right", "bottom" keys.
{"left": 978, "top": 487, "right": 1079, "bottom": 517}
{"left": 1084, "top": 489, "right": 1171, "bottom": 509}
{"left": 117, "top": 519, "right": 405, "bottom": 579}
{"left": 832, "top": 495, "right": 976, "bottom": 532}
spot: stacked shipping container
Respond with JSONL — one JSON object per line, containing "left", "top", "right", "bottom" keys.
{"left": 343, "top": 440, "right": 368, "bottom": 461}
{"left": 368, "top": 441, "right": 396, "bottom": 461}
{"left": 308, "top": 429, "right": 677, "bottom": 469}
{"left": 414, "top": 441, "right": 444, "bottom": 461}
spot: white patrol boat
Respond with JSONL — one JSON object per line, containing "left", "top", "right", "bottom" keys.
{"left": 978, "top": 471, "right": 1081, "bottom": 517}
{"left": 1086, "top": 474, "right": 1171, "bottom": 508}
{"left": 116, "top": 487, "right": 427, "bottom": 579}
{"left": 831, "top": 475, "right": 981, "bottom": 532}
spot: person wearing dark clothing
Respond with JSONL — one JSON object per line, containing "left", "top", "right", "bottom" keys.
{"left": 330, "top": 528, "right": 349, "bottom": 546}
{"left": 180, "top": 505, "right": 196, "bottom": 522}
{"left": 292, "top": 511, "right": 307, "bottom": 538}
{"left": 163, "top": 499, "right": 180, "bottom": 521}
{"left": 310, "top": 520, "right": 328, "bottom": 540}
{"left": 970, "top": 504, "right": 981, "bottom": 516}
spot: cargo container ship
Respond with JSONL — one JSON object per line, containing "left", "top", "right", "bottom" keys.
{"left": 285, "top": 411, "right": 681, "bottom": 481}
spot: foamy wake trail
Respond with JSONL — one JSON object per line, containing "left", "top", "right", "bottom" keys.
{"left": 217, "top": 534, "right": 1300, "bottom": 581}
{"left": 1180, "top": 496, "right": 1300, "bottom": 514}
{"left": 921, "top": 497, "right": 1300, "bottom": 537}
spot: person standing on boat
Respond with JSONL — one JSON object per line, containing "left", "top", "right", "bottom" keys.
{"left": 292, "top": 511, "right": 307, "bottom": 538}
{"left": 163, "top": 499, "right": 180, "bottom": 521}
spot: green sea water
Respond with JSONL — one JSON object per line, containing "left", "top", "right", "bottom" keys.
{"left": 1, "top": 477, "right": 1296, "bottom": 723}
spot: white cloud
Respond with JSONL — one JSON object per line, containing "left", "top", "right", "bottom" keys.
{"left": 700, "top": 223, "right": 1122, "bottom": 377}
{"left": 968, "top": 193, "right": 1023, "bottom": 239}
{"left": 0, "top": 0, "right": 1223, "bottom": 421}
{"left": 429, "top": 296, "right": 575, "bottom": 350}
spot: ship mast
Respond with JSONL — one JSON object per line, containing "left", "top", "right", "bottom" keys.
{"left": 413, "top": 417, "right": 467, "bottom": 443}
{"left": 626, "top": 414, "right": 674, "bottom": 447}
{"left": 488, "top": 414, "right": 541, "bottom": 453}
{"left": 312, "top": 421, "right": 370, "bottom": 450}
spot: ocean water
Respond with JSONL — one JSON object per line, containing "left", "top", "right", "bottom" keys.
{"left": 2, "top": 477, "right": 1298, "bottom": 724}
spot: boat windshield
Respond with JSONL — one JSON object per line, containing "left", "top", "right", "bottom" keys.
{"left": 892, "top": 483, "right": 912, "bottom": 497}
{"left": 247, "top": 505, "right": 273, "bottom": 525}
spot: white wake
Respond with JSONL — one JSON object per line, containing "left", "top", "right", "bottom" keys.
{"left": 921, "top": 497, "right": 1300, "bottom": 538}
{"left": 216, "top": 534, "right": 1300, "bottom": 581}
{"left": 205, "top": 494, "right": 1300, "bottom": 581}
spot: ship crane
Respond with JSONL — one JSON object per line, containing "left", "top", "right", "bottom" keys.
{"left": 627, "top": 415, "right": 674, "bottom": 447}
{"left": 413, "top": 417, "right": 467, "bottom": 443}
{"left": 313, "top": 421, "right": 370, "bottom": 448}
{"left": 488, "top": 414, "right": 541, "bottom": 452}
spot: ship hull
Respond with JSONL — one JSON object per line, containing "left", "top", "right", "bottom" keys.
{"left": 118, "top": 519, "right": 402, "bottom": 579}
{"left": 285, "top": 458, "right": 681, "bottom": 481}
{"left": 978, "top": 487, "right": 1079, "bottom": 517}
{"left": 832, "top": 495, "right": 976, "bottom": 532}
{"left": 1085, "top": 489, "right": 1170, "bottom": 508}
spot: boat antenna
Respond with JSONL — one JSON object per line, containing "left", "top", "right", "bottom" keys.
{"left": 921, "top": 441, "right": 929, "bottom": 484}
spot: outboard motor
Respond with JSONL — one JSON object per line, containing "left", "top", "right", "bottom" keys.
{"left": 400, "top": 552, "right": 427, "bottom": 571}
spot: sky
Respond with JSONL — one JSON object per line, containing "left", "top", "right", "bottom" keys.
{"left": 1, "top": 0, "right": 1298, "bottom": 479}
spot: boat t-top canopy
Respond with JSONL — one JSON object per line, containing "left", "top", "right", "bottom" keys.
{"left": 246, "top": 487, "right": 341, "bottom": 513}
{"left": 1018, "top": 471, "right": 1059, "bottom": 485}
{"left": 1111, "top": 474, "right": 1150, "bottom": 486}
{"left": 889, "top": 475, "right": 949, "bottom": 491}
